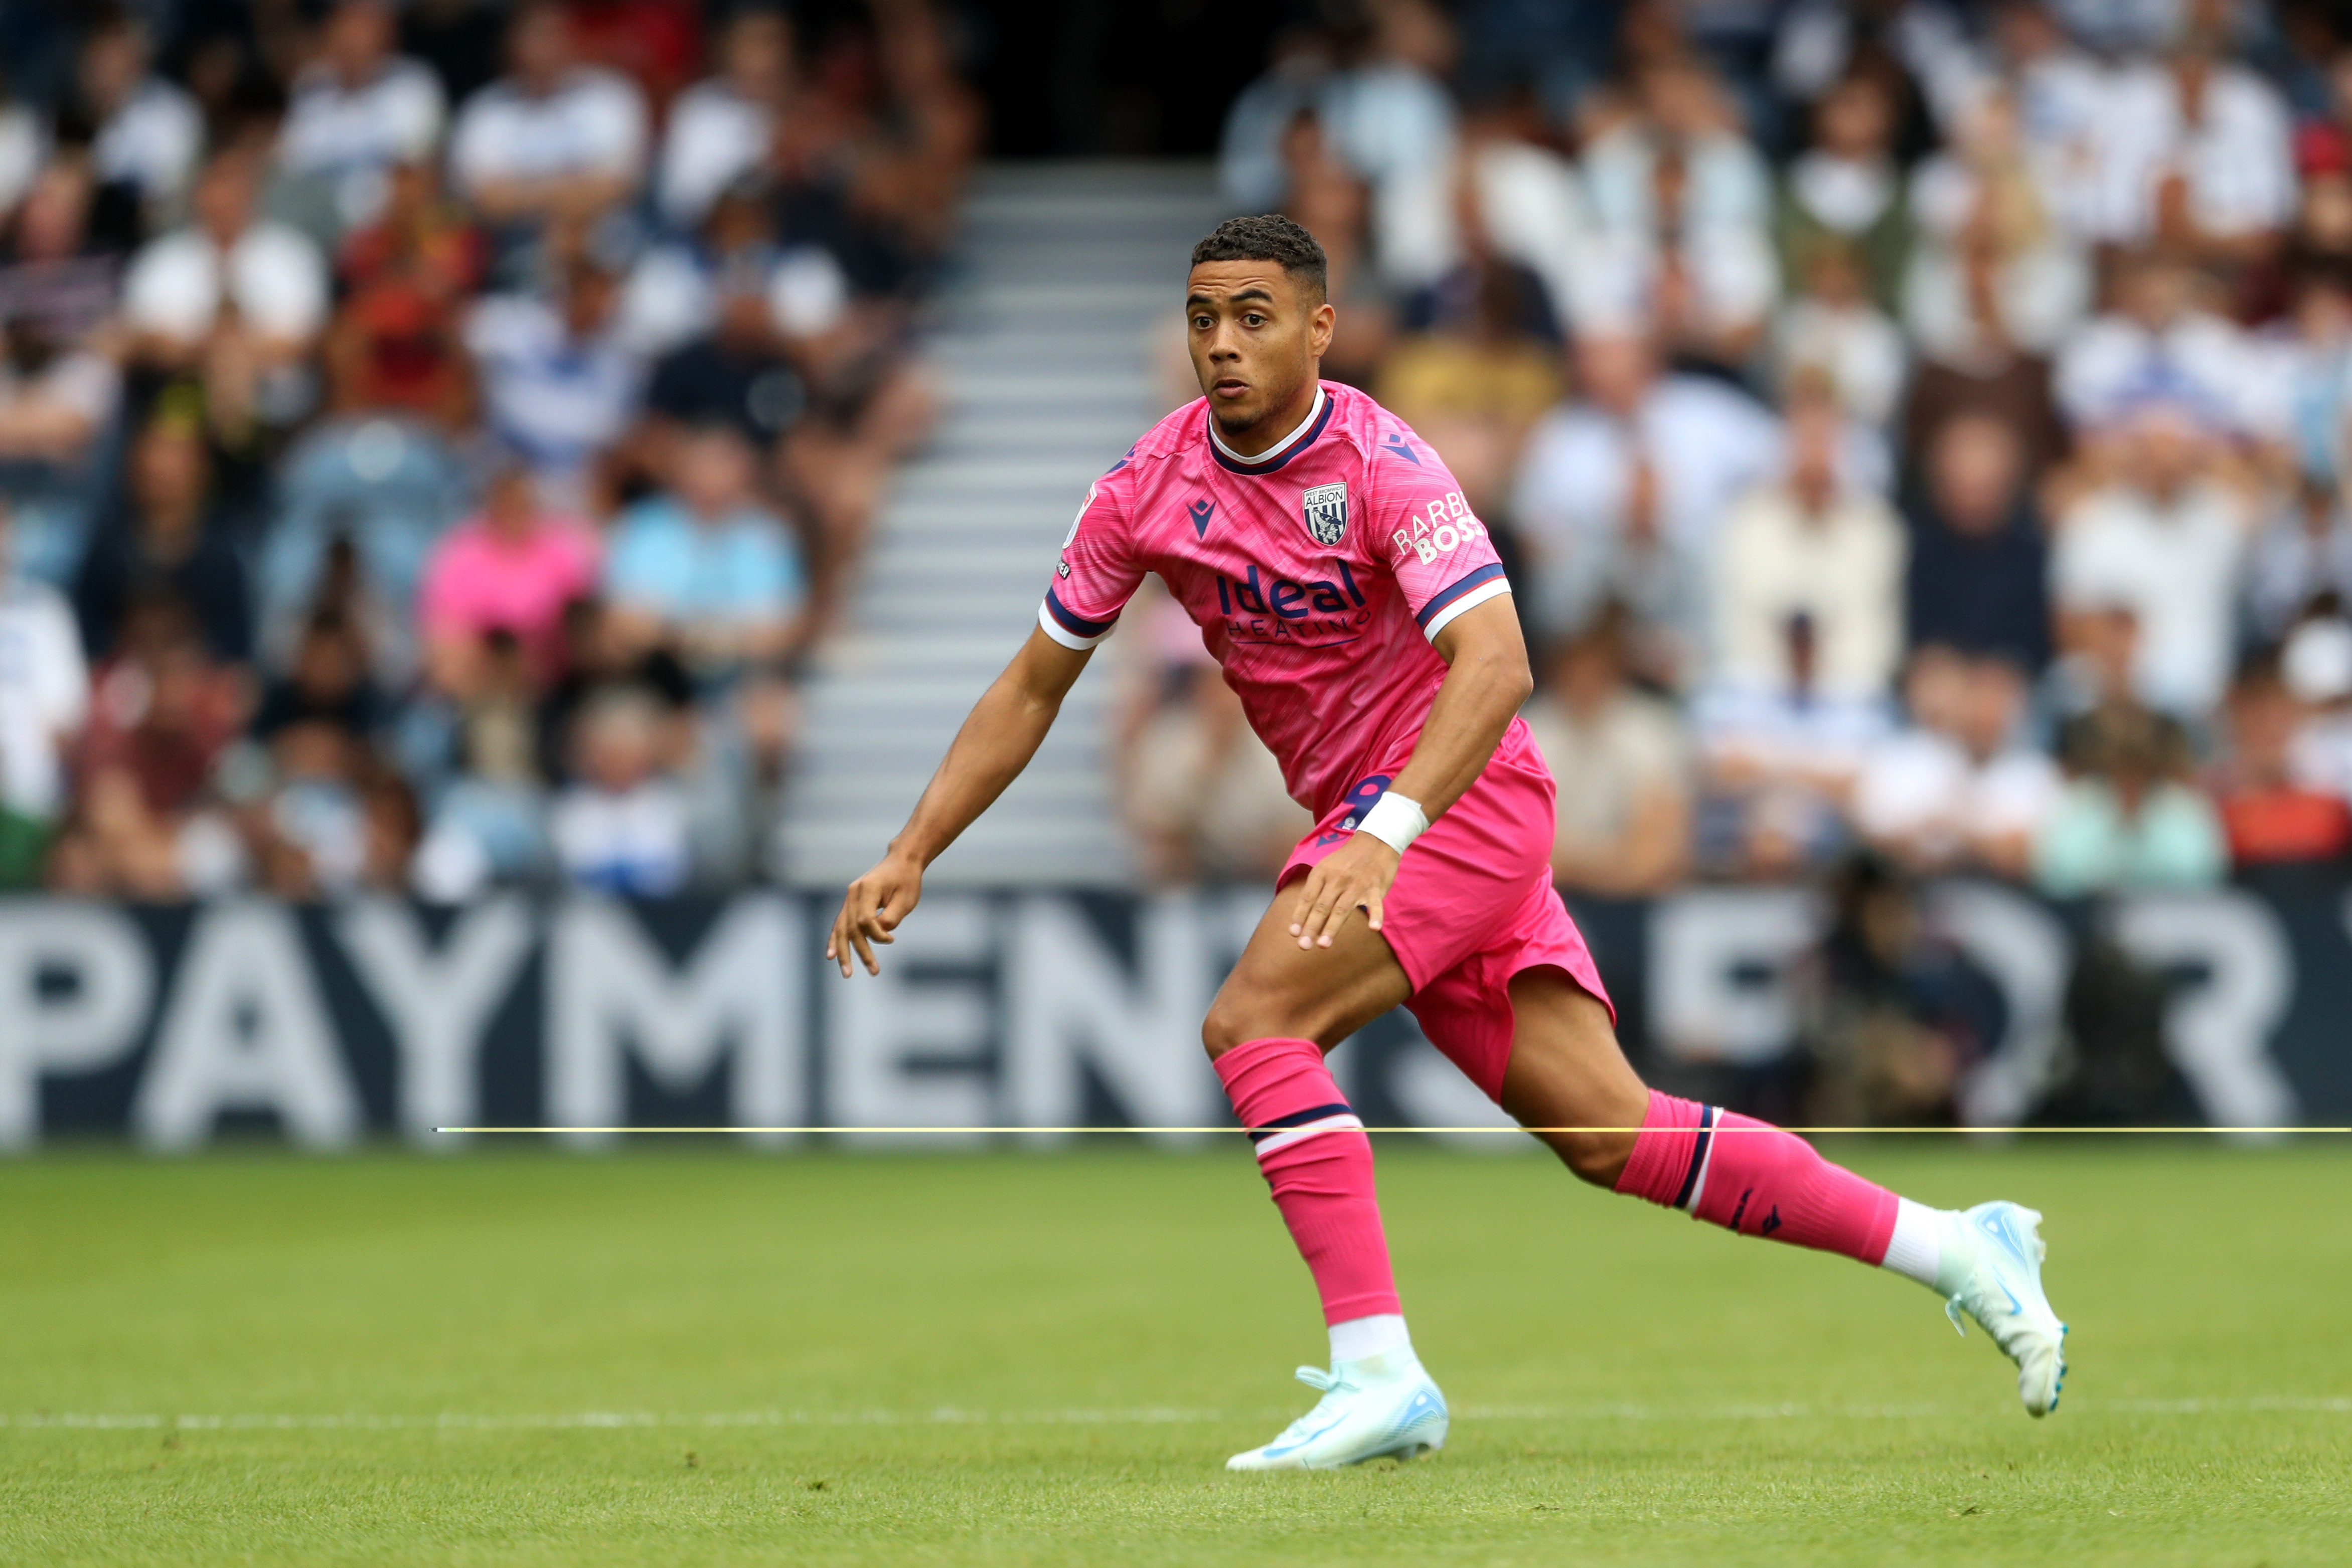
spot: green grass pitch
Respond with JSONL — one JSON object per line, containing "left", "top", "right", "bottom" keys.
{"left": 2, "top": 1140, "right": 2346, "bottom": 1565}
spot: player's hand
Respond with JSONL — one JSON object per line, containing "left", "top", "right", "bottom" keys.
{"left": 1287, "top": 832, "right": 1400, "bottom": 951}
{"left": 829, "top": 853, "right": 923, "bottom": 977}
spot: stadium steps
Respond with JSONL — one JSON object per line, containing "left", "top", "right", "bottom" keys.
{"left": 777, "top": 162, "right": 1228, "bottom": 888}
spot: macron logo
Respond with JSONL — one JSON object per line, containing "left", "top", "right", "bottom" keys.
{"left": 1382, "top": 434, "right": 1421, "bottom": 465}
{"left": 1188, "top": 499, "right": 1215, "bottom": 538}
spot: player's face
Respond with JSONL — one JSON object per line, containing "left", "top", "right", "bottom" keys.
{"left": 1184, "top": 261, "right": 1335, "bottom": 438}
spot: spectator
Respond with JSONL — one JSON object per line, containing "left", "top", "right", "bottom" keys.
{"left": 1693, "top": 612, "right": 1893, "bottom": 879}
{"left": 1773, "top": 240, "right": 1906, "bottom": 429}
{"left": 121, "top": 145, "right": 330, "bottom": 433}
{"left": 325, "top": 159, "right": 483, "bottom": 431}
{"left": 73, "top": 14, "right": 203, "bottom": 213}
{"left": 2244, "top": 471, "right": 2352, "bottom": 643}
{"left": 2050, "top": 399, "right": 2252, "bottom": 716}
{"left": 2211, "top": 651, "right": 2352, "bottom": 870}
{"left": 659, "top": 7, "right": 797, "bottom": 230}
{"left": 50, "top": 594, "right": 248, "bottom": 898}
{"left": 551, "top": 684, "right": 690, "bottom": 896}
{"left": 603, "top": 423, "right": 806, "bottom": 685}
{"left": 1578, "top": 55, "right": 1779, "bottom": 370}
{"left": 1512, "top": 330, "right": 1778, "bottom": 662}
{"left": 277, "top": 0, "right": 448, "bottom": 234}
{"left": 1518, "top": 608, "right": 1692, "bottom": 895}
{"left": 1376, "top": 178, "right": 1563, "bottom": 517}
{"left": 447, "top": 1, "right": 649, "bottom": 246}
{"left": 1713, "top": 396, "right": 1907, "bottom": 702}
{"left": 1795, "top": 852, "right": 2004, "bottom": 1129}
{"left": 1282, "top": 110, "right": 1391, "bottom": 387}
{"left": 2088, "top": 20, "right": 2295, "bottom": 266}
{"left": 245, "top": 608, "right": 384, "bottom": 896}
{"left": 2052, "top": 249, "right": 2268, "bottom": 449}
{"left": 74, "top": 414, "right": 252, "bottom": 666}
{"left": 1899, "top": 90, "right": 2085, "bottom": 481}
{"left": 1854, "top": 647, "right": 2061, "bottom": 878}
{"left": 465, "top": 250, "right": 645, "bottom": 511}
{"left": 1777, "top": 74, "right": 1911, "bottom": 313}
{"left": 1906, "top": 414, "right": 2052, "bottom": 672}
{"left": 2034, "top": 700, "right": 2227, "bottom": 896}
{"left": 0, "top": 498, "right": 88, "bottom": 885}
{"left": 418, "top": 465, "right": 600, "bottom": 693}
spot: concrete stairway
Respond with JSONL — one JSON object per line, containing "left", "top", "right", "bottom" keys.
{"left": 776, "top": 163, "right": 1228, "bottom": 888}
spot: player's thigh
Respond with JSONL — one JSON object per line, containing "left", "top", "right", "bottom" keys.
{"left": 1203, "top": 890, "right": 1414, "bottom": 1058}
{"left": 1497, "top": 967, "right": 1651, "bottom": 1186}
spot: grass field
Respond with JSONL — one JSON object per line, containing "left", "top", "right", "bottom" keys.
{"left": 2, "top": 1141, "right": 2346, "bottom": 1566}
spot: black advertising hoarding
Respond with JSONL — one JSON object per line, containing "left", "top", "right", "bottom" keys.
{"left": 2, "top": 881, "right": 2345, "bottom": 1148}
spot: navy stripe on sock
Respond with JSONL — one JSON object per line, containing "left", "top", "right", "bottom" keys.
{"left": 1246, "top": 1102, "right": 1355, "bottom": 1142}
{"left": 1671, "top": 1105, "right": 1717, "bottom": 1211}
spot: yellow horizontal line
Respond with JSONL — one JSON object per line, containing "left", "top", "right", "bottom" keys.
{"left": 433, "top": 1125, "right": 2352, "bottom": 1136}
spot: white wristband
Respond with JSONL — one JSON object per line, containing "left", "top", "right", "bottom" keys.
{"left": 1355, "top": 791, "right": 1429, "bottom": 855}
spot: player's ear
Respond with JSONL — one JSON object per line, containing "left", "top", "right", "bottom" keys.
{"left": 1308, "top": 297, "right": 1336, "bottom": 359}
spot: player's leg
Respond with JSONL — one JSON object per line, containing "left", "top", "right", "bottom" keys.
{"left": 1203, "top": 897, "right": 1447, "bottom": 1469}
{"left": 1495, "top": 967, "right": 2067, "bottom": 1416}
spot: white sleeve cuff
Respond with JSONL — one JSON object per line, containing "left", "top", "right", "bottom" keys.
{"left": 1421, "top": 576, "right": 1513, "bottom": 641}
{"left": 1037, "top": 599, "right": 1113, "bottom": 650}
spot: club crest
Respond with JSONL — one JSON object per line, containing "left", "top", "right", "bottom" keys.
{"left": 1301, "top": 482, "right": 1348, "bottom": 547}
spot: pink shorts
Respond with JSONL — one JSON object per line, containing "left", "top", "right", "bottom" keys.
{"left": 1278, "top": 722, "right": 1615, "bottom": 1103}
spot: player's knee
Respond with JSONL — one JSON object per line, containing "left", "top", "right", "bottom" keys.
{"left": 1201, "top": 987, "right": 1321, "bottom": 1060}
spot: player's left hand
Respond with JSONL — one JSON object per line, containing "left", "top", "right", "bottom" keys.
{"left": 1288, "top": 832, "right": 1400, "bottom": 950}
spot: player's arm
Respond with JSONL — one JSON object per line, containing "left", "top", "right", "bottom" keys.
{"left": 828, "top": 626, "right": 1093, "bottom": 976}
{"left": 1288, "top": 594, "right": 1531, "bottom": 950}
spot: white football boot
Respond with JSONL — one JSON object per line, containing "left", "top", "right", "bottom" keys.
{"left": 1943, "top": 1200, "right": 2069, "bottom": 1417}
{"left": 1224, "top": 1347, "right": 1449, "bottom": 1470}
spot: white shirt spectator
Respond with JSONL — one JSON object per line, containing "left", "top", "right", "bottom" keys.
{"left": 2089, "top": 60, "right": 2295, "bottom": 245}
{"left": 1514, "top": 376, "right": 1782, "bottom": 556}
{"left": 1854, "top": 728, "right": 2062, "bottom": 861}
{"left": 552, "top": 779, "right": 689, "bottom": 895}
{"left": 92, "top": 77, "right": 202, "bottom": 206}
{"left": 1713, "top": 484, "right": 1908, "bottom": 701}
{"left": 466, "top": 291, "right": 645, "bottom": 497}
{"left": 0, "top": 349, "right": 121, "bottom": 448}
{"left": 122, "top": 222, "right": 330, "bottom": 346}
{"left": 1774, "top": 297, "right": 1907, "bottom": 427}
{"left": 449, "top": 68, "right": 648, "bottom": 206}
{"left": 1582, "top": 123, "right": 1774, "bottom": 237}
{"left": 279, "top": 56, "right": 447, "bottom": 227}
{"left": 617, "top": 242, "right": 850, "bottom": 357}
{"left": 1901, "top": 195, "right": 2091, "bottom": 368}
{"left": 657, "top": 78, "right": 772, "bottom": 228}
{"left": 2052, "top": 481, "right": 2248, "bottom": 713}
{"left": 0, "top": 574, "right": 88, "bottom": 820}
{"left": 2054, "top": 308, "right": 2275, "bottom": 438}
{"left": 0, "top": 105, "right": 39, "bottom": 216}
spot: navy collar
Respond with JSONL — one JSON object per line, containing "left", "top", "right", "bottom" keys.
{"left": 1207, "top": 385, "right": 1332, "bottom": 475}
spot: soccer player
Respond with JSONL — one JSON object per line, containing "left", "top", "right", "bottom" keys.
{"left": 828, "top": 215, "right": 2068, "bottom": 1470}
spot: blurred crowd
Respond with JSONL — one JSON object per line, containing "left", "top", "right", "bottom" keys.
{"left": 0, "top": 0, "right": 976, "bottom": 896}
{"left": 1124, "top": 0, "right": 2352, "bottom": 919}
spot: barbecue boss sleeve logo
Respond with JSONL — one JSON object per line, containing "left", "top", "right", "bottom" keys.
{"left": 1392, "top": 492, "right": 1486, "bottom": 564}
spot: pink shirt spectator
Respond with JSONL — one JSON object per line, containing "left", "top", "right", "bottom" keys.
{"left": 1044, "top": 380, "right": 1513, "bottom": 820}
{"left": 418, "top": 511, "right": 601, "bottom": 676}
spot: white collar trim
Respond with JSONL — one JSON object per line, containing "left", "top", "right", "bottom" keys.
{"left": 1208, "top": 386, "right": 1325, "bottom": 466}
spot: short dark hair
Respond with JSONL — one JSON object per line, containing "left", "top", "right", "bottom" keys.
{"left": 1190, "top": 214, "right": 1328, "bottom": 300}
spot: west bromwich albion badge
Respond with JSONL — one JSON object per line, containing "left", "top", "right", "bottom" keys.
{"left": 1302, "top": 482, "right": 1348, "bottom": 547}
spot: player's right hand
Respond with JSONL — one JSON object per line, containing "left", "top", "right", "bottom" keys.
{"left": 829, "top": 853, "right": 923, "bottom": 977}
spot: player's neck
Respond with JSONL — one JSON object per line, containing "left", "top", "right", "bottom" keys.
{"left": 1210, "top": 382, "right": 1325, "bottom": 463}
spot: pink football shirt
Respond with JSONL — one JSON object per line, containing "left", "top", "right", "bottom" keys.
{"left": 1041, "top": 381, "right": 1519, "bottom": 820}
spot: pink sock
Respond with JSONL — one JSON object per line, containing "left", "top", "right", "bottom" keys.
{"left": 1213, "top": 1036, "right": 1401, "bottom": 1325}
{"left": 1614, "top": 1090, "right": 1899, "bottom": 1264}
